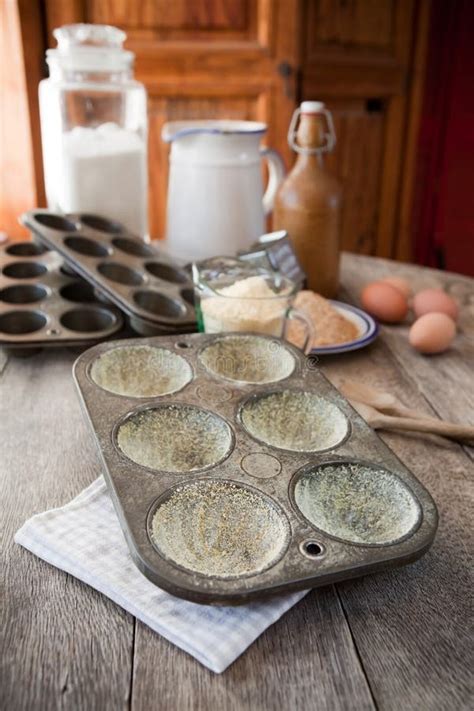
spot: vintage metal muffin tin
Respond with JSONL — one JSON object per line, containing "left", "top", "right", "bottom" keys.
{"left": 22, "top": 209, "right": 196, "bottom": 336}
{"left": 0, "top": 241, "right": 123, "bottom": 349}
{"left": 73, "top": 332, "right": 438, "bottom": 605}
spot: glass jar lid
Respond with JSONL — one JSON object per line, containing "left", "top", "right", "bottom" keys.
{"left": 46, "top": 24, "right": 134, "bottom": 71}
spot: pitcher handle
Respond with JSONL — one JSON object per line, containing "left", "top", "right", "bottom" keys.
{"left": 260, "top": 147, "right": 285, "bottom": 216}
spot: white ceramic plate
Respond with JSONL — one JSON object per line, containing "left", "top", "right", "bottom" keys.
{"left": 310, "top": 300, "right": 379, "bottom": 355}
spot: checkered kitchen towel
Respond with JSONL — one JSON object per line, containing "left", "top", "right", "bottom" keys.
{"left": 15, "top": 476, "right": 308, "bottom": 673}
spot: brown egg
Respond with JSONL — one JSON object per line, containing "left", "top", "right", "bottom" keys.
{"left": 413, "top": 288, "right": 459, "bottom": 321}
{"left": 381, "top": 276, "right": 411, "bottom": 299}
{"left": 360, "top": 281, "right": 408, "bottom": 323}
{"left": 409, "top": 312, "right": 456, "bottom": 354}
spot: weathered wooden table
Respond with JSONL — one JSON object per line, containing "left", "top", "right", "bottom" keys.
{"left": 2, "top": 254, "right": 473, "bottom": 711}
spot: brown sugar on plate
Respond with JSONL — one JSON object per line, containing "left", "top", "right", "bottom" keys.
{"left": 287, "top": 291, "right": 360, "bottom": 348}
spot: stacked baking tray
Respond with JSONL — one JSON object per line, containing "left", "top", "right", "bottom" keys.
{"left": 0, "top": 240, "right": 123, "bottom": 352}
{"left": 20, "top": 210, "right": 196, "bottom": 337}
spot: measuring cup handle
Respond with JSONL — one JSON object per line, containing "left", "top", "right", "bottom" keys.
{"left": 284, "top": 307, "right": 315, "bottom": 354}
{"left": 260, "top": 147, "right": 285, "bottom": 216}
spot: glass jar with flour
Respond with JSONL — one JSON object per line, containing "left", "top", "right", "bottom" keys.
{"left": 39, "top": 24, "right": 148, "bottom": 238}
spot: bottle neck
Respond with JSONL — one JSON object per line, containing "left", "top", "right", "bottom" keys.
{"left": 296, "top": 113, "right": 327, "bottom": 151}
{"left": 295, "top": 152, "right": 325, "bottom": 170}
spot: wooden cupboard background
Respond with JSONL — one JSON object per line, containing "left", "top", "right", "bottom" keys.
{"left": 2, "top": 0, "right": 430, "bottom": 262}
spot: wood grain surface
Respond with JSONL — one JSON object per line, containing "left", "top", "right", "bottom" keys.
{"left": 1, "top": 254, "right": 473, "bottom": 710}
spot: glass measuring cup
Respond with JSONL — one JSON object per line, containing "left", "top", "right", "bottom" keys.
{"left": 192, "top": 258, "right": 314, "bottom": 353}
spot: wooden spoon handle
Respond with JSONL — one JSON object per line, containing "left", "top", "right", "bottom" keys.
{"left": 373, "top": 413, "right": 474, "bottom": 441}
{"left": 384, "top": 403, "right": 467, "bottom": 427}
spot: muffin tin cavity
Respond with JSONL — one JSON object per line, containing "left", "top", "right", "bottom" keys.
{"left": 0, "top": 310, "right": 46, "bottom": 334}
{"left": 60, "top": 307, "right": 116, "bottom": 333}
{"left": 22, "top": 209, "right": 196, "bottom": 335}
{"left": 34, "top": 214, "right": 77, "bottom": 231}
{"left": 59, "top": 282, "right": 97, "bottom": 303}
{"left": 199, "top": 334, "right": 296, "bottom": 384}
{"left": 112, "top": 237, "right": 154, "bottom": 257}
{"left": 240, "top": 390, "right": 349, "bottom": 452}
{"left": 181, "top": 288, "right": 195, "bottom": 305}
{"left": 145, "top": 262, "right": 189, "bottom": 284}
{"left": 98, "top": 262, "right": 143, "bottom": 286}
{"left": 116, "top": 405, "right": 233, "bottom": 472}
{"left": 6, "top": 242, "right": 47, "bottom": 257}
{"left": 73, "top": 332, "right": 438, "bottom": 604}
{"left": 80, "top": 214, "right": 122, "bottom": 233}
{"left": 293, "top": 462, "right": 421, "bottom": 545}
{"left": 149, "top": 480, "right": 290, "bottom": 578}
{"left": 64, "top": 236, "right": 110, "bottom": 258}
{"left": 3, "top": 262, "right": 47, "bottom": 279}
{"left": 1, "top": 284, "right": 47, "bottom": 304}
{"left": 90, "top": 345, "right": 192, "bottom": 397}
{"left": 133, "top": 290, "right": 185, "bottom": 318}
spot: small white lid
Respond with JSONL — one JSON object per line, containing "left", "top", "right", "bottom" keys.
{"left": 300, "top": 101, "right": 325, "bottom": 114}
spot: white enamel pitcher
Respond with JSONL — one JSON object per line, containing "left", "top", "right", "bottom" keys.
{"left": 162, "top": 120, "right": 285, "bottom": 260}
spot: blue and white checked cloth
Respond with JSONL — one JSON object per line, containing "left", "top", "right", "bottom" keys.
{"left": 15, "top": 476, "right": 308, "bottom": 673}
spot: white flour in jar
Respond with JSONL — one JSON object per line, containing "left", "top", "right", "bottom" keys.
{"left": 44, "top": 122, "right": 147, "bottom": 237}
{"left": 201, "top": 275, "right": 289, "bottom": 335}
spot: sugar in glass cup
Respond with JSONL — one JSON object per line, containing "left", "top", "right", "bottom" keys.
{"left": 192, "top": 258, "right": 313, "bottom": 352}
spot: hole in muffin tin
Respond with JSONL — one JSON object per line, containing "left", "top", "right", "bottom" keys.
{"left": 200, "top": 334, "right": 296, "bottom": 384}
{"left": 111, "top": 237, "right": 154, "bottom": 257}
{"left": 300, "top": 541, "right": 325, "bottom": 558}
{"left": 6, "top": 242, "right": 47, "bottom": 257}
{"left": 3, "top": 262, "right": 47, "bottom": 279}
{"left": 90, "top": 345, "right": 192, "bottom": 398}
{"left": 240, "top": 390, "right": 349, "bottom": 452}
{"left": 59, "top": 282, "right": 97, "bottom": 303}
{"left": 149, "top": 480, "right": 290, "bottom": 578}
{"left": 181, "top": 288, "right": 195, "bottom": 305}
{"left": 98, "top": 262, "right": 144, "bottom": 286}
{"left": 1, "top": 284, "right": 48, "bottom": 304}
{"left": 0, "top": 310, "right": 47, "bottom": 334}
{"left": 133, "top": 290, "right": 185, "bottom": 318}
{"left": 34, "top": 213, "right": 77, "bottom": 231}
{"left": 64, "top": 236, "right": 110, "bottom": 258}
{"left": 80, "top": 214, "right": 123, "bottom": 233}
{"left": 116, "top": 404, "right": 233, "bottom": 473}
{"left": 292, "top": 461, "right": 421, "bottom": 546}
{"left": 60, "top": 307, "right": 116, "bottom": 333}
{"left": 175, "top": 341, "right": 192, "bottom": 349}
{"left": 145, "top": 262, "right": 189, "bottom": 284}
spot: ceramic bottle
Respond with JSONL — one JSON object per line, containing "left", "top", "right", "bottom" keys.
{"left": 273, "top": 101, "right": 342, "bottom": 297}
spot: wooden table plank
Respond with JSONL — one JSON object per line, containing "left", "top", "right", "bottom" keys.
{"left": 319, "top": 255, "right": 474, "bottom": 710}
{"left": 323, "top": 342, "right": 473, "bottom": 710}
{"left": 131, "top": 586, "right": 375, "bottom": 711}
{"left": 1, "top": 254, "right": 472, "bottom": 711}
{"left": 1, "top": 351, "right": 134, "bottom": 711}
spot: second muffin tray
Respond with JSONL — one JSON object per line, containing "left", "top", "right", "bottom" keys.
{"left": 73, "top": 331, "right": 438, "bottom": 605}
{"left": 21, "top": 209, "right": 196, "bottom": 336}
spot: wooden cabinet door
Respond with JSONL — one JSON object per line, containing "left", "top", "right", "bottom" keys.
{"left": 301, "top": 0, "right": 428, "bottom": 261}
{"left": 45, "top": 0, "right": 300, "bottom": 239}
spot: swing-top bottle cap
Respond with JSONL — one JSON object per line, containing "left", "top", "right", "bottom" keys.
{"left": 300, "top": 101, "right": 325, "bottom": 114}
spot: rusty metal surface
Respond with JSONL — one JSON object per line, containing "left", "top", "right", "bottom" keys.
{"left": 73, "top": 332, "right": 438, "bottom": 605}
